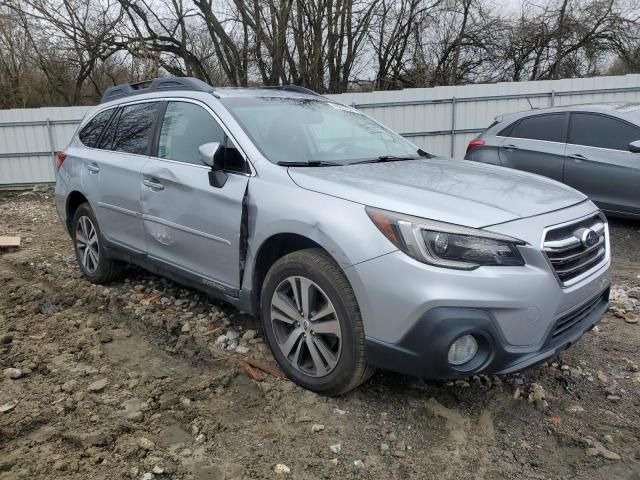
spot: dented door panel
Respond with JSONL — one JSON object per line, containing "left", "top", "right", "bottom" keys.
{"left": 140, "top": 158, "right": 249, "bottom": 292}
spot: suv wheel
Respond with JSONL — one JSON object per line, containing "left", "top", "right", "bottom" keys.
{"left": 72, "top": 203, "right": 125, "bottom": 284}
{"left": 261, "top": 248, "right": 374, "bottom": 395}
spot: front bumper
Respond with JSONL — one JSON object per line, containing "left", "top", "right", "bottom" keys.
{"left": 365, "top": 287, "right": 609, "bottom": 379}
{"left": 344, "top": 201, "right": 611, "bottom": 380}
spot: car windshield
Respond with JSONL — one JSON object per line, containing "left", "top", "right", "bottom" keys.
{"left": 221, "top": 96, "right": 422, "bottom": 165}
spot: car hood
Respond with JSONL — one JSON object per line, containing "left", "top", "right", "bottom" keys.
{"left": 287, "top": 158, "right": 587, "bottom": 228}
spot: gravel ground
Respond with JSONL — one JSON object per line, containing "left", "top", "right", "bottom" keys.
{"left": 1, "top": 191, "right": 640, "bottom": 480}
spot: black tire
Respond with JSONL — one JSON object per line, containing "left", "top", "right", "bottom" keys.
{"left": 260, "top": 248, "right": 374, "bottom": 395}
{"left": 72, "top": 202, "right": 126, "bottom": 284}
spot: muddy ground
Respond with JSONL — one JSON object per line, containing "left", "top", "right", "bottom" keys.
{"left": 1, "top": 191, "right": 639, "bottom": 480}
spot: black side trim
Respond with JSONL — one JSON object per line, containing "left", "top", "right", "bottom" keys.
{"left": 102, "top": 241, "right": 255, "bottom": 315}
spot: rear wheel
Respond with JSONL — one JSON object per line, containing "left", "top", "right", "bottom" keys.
{"left": 72, "top": 203, "right": 125, "bottom": 284}
{"left": 261, "top": 248, "right": 374, "bottom": 395}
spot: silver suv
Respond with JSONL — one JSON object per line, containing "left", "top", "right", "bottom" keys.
{"left": 55, "top": 77, "right": 611, "bottom": 394}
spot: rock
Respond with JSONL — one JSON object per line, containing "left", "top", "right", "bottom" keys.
{"left": 513, "top": 387, "right": 522, "bottom": 400}
{"left": 528, "top": 383, "right": 548, "bottom": 410}
{"left": 138, "top": 437, "right": 155, "bottom": 451}
{"left": 3, "top": 368, "right": 23, "bottom": 379}
{"left": 215, "top": 335, "right": 227, "bottom": 345}
{"left": 624, "top": 316, "right": 639, "bottom": 324}
{"left": 334, "top": 408, "right": 346, "bottom": 415}
{"left": 586, "top": 441, "right": 621, "bottom": 460}
{"left": 380, "top": 443, "right": 389, "bottom": 454}
{"left": 454, "top": 379, "right": 470, "bottom": 388}
{"left": 311, "top": 424, "right": 325, "bottom": 433}
{"left": 566, "top": 404, "right": 585, "bottom": 413}
{"left": 235, "top": 345, "right": 249, "bottom": 355}
{"left": 329, "top": 458, "right": 338, "bottom": 466}
{"left": 242, "top": 329, "right": 257, "bottom": 340}
{"left": 604, "top": 434, "right": 614, "bottom": 444}
{"left": 141, "top": 473, "right": 154, "bottom": 480}
{"left": 393, "top": 450, "right": 406, "bottom": 458}
{"left": 152, "top": 465, "right": 164, "bottom": 474}
{"left": 98, "top": 331, "right": 113, "bottom": 344}
{"left": 353, "top": 460, "right": 365, "bottom": 468}
{"left": 329, "top": 443, "right": 342, "bottom": 454}
{"left": 195, "top": 434, "right": 206, "bottom": 443}
{"left": 88, "top": 378, "right": 109, "bottom": 392}
{"left": 58, "top": 378, "right": 78, "bottom": 393}
{"left": 597, "top": 371, "right": 609, "bottom": 383}
{"left": 225, "top": 330, "right": 239, "bottom": 341}
{"left": 0, "top": 402, "right": 17, "bottom": 413}
{"left": 181, "top": 323, "right": 191, "bottom": 333}
{"left": 0, "top": 334, "right": 13, "bottom": 344}
{"left": 606, "top": 395, "right": 621, "bottom": 402}
{"left": 274, "top": 464, "right": 290, "bottom": 475}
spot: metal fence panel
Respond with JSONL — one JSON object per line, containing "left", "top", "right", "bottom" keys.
{"left": 0, "top": 106, "right": 90, "bottom": 186}
{"left": 1, "top": 74, "right": 640, "bottom": 186}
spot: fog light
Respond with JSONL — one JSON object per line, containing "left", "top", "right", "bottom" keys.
{"left": 448, "top": 335, "right": 478, "bottom": 366}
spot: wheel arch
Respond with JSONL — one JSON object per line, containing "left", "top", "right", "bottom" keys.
{"left": 65, "top": 190, "right": 90, "bottom": 233}
{"left": 247, "top": 231, "right": 349, "bottom": 317}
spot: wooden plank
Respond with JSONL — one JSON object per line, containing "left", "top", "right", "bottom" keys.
{"left": 0, "top": 236, "right": 20, "bottom": 249}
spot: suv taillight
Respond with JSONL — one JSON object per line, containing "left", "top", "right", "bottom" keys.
{"left": 466, "top": 139, "right": 485, "bottom": 154}
{"left": 55, "top": 152, "right": 67, "bottom": 169}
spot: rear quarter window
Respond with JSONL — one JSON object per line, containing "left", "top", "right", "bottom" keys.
{"left": 79, "top": 109, "right": 115, "bottom": 148}
{"left": 510, "top": 113, "right": 567, "bottom": 143}
{"left": 108, "top": 102, "right": 161, "bottom": 155}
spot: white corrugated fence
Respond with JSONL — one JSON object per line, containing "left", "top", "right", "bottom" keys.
{"left": 1, "top": 74, "right": 640, "bottom": 186}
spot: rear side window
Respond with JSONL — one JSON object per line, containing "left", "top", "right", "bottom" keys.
{"left": 158, "top": 102, "right": 225, "bottom": 165}
{"left": 108, "top": 102, "right": 161, "bottom": 155}
{"left": 510, "top": 113, "right": 567, "bottom": 143}
{"left": 569, "top": 113, "right": 640, "bottom": 151}
{"left": 79, "top": 109, "right": 114, "bottom": 148}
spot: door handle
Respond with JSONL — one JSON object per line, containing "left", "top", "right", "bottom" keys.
{"left": 87, "top": 163, "right": 100, "bottom": 173}
{"left": 143, "top": 179, "right": 164, "bottom": 191}
{"left": 502, "top": 144, "right": 518, "bottom": 151}
{"left": 568, "top": 153, "right": 587, "bottom": 162}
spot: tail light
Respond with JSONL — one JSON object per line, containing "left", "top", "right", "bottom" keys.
{"left": 55, "top": 152, "right": 67, "bottom": 169}
{"left": 466, "top": 139, "right": 485, "bottom": 155}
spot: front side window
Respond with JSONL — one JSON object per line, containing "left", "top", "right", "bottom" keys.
{"left": 510, "top": 113, "right": 567, "bottom": 143}
{"left": 569, "top": 113, "right": 640, "bottom": 151}
{"left": 79, "top": 108, "right": 115, "bottom": 148}
{"left": 158, "top": 102, "right": 226, "bottom": 165}
{"left": 221, "top": 97, "right": 420, "bottom": 165}
{"left": 109, "top": 102, "right": 161, "bottom": 155}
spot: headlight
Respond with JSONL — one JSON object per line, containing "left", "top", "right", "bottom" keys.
{"left": 366, "top": 206, "right": 525, "bottom": 270}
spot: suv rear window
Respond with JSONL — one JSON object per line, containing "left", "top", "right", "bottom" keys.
{"left": 79, "top": 109, "right": 115, "bottom": 148}
{"left": 107, "top": 102, "right": 161, "bottom": 155}
{"left": 569, "top": 113, "right": 640, "bottom": 151}
{"left": 509, "top": 113, "right": 566, "bottom": 143}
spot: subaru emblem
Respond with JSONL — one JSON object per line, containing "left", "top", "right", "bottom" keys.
{"left": 582, "top": 229, "right": 598, "bottom": 248}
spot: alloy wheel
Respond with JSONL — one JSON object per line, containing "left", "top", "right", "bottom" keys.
{"left": 75, "top": 215, "right": 99, "bottom": 274}
{"left": 270, "top": 276, "right": 342, "bottom": 377}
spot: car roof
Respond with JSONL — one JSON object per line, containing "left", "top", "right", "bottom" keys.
{"left": 502, "top": 102, "right": 640, "bottom": 122}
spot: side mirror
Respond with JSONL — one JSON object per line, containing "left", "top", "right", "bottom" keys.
{"left": 198, "top": 142, "right": 228, "bottom": 188}
{"left": 629, "top": 140, "right": 640, "bottom": 154}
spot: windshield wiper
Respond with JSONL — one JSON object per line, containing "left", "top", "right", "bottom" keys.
{"left": 277, "top": 160, "right": 342, "bottom": 167}
{"left": 349, "top": 155, "right": 421, "bottom": 165}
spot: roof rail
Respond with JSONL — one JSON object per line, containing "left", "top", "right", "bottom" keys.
{"left": 259, "top": 85, "right": 322, "bottom": 97}
{"left": 100, "top": 77, "right": 215, "bottom": 104}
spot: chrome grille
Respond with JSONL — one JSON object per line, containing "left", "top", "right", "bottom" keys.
{"left": 542, "top": 213, "right": 608, "bottom": 286}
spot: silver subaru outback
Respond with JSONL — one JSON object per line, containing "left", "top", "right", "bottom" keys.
{"left": 55, "top": 77, "right": 611, "bottom": 394}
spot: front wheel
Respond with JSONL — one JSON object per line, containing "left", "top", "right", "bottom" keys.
{"left": 72, "top": 203, "right": 125, "bottom": 284}
{"left": 260, "top": 248, "right": 374, "bottom": 395}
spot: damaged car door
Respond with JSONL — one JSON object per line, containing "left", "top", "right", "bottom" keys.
{"left": 140, "top": 99, "right": 250, "bottom": 296}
